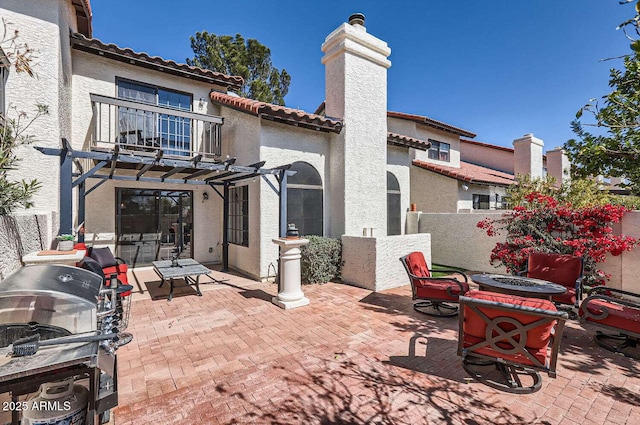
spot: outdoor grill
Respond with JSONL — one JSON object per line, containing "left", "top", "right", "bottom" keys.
{"left": 0, "top": 264, "right": 124, "bottom": 425}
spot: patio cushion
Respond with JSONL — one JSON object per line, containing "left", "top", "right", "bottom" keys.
{"left": 580, "top": 298, "right": 640, "bottom": 335}
{"left": 552, "top": 288, "right": 577, "bottom": 306}
{"left": 91, "top": 247, "right": 118, "bottom": 268}
{"left": 527, "top": 253, "right": 582, "bottom": 289}
{"left": 415, "top": 279, "right": 469, "bottom": 301}
{"left": 78, "top": 257, "right": 105, "bottom": 278}
{"left": 462, "top": 290, "right": 557, "bottom": 366}
{"left": 404, "top": 251, "right": 431, "bottom": 280}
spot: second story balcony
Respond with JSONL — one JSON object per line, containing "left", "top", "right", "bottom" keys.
{"left": 90, "top": 93, "right": 222, "bottom": 160}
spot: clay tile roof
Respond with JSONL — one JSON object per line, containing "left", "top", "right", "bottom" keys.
{"left": 71, "top": 0, "right": 92, "bottom": 37}
{"left": 413, "top": 159, "right": 515, "bottom": 187}
{"left": 387, "top": 133, "right": 430, "bottom": 151}
{"left": 388, "top": 111, "right": 476, "bottom": 138}
{"left": 460, "top": 138, "right": 547, "bottom": 160}
{"left": 210, "top": 91, "right": 343, "bottom": 133}
{"left": 69, "top": 32, "right": 243, "bottom": 90}
{"left": 461, "top": 138, "right": 514, "bottom": 153}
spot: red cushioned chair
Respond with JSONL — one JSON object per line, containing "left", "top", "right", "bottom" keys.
{"left": 400, "top": 252, "right": 469, "bottom": 317}
{"left": 579, "top": 286, "right": 640, "bottom": 359}
{"left": 457, "top": 290, "right": 568, "bottom": 394}
{"left": 519, "top": 252, "right": 584, "bottom": 309}
{"left": 90, "top": 247, "right": 130, "bottom": 286}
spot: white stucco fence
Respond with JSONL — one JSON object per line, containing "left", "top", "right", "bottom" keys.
{"left": 413, "top": 211, "right": 507, "bottom": 274}
{"left": 412, "top": 210, "right": 640, "bottom": 294}
{"left": 0, "top": 213, "right": 57, "bottom": 280}
{"left": 341, "top": 233, "right": 431, "bottom": 292}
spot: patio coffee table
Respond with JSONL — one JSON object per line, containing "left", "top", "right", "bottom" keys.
{"left": 152, "top": 258, "right": 211, "bottom": 301}
{"left": 471, "top": 274, "right": 567, "bottom": 300}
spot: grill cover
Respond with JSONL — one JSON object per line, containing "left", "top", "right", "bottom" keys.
{"left": 0, "top": 265, "right": 102, "bottom": 342}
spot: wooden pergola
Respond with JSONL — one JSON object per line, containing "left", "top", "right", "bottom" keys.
{"left": 36, "top": 139, "right": 296, "bottom": 271}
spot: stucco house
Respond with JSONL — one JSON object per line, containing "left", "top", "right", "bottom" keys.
{"left": 1, "top": 1, "right": 560, "bottom": 288}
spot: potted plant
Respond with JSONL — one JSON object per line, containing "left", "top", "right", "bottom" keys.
{"left": 57, "top": 234, "right": 75, "bottom": 251}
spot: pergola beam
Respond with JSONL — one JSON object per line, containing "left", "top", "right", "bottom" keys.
{"left": 37, "top": 141, "right": 295, "bottom": 273}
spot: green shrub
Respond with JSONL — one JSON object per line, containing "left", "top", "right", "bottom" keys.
{"left": 300, "top": 235, "right": 342, "bottom": 284}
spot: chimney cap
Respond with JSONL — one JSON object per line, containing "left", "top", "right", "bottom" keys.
{"left": 348, "top": 13, "right": 365, "bottom": 26}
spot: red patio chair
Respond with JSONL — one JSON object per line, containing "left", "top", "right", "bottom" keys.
{"left": 519, "top": 252, "right": 584, "bottom": 308}
{"left": 457, "top": 290, "right": 568, "bottom": 394}
{"left": 90, "top": 247, "right": 130, "bottom": 285}
{"left": 579, "top": 286, "right": 640, "bottom": 359}
{"left": 399, "top": 252, "right": 469, "bottom": 317}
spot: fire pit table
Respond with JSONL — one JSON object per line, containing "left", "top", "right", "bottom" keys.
{"left": 152, "top": 259, "right": 211, "bottom": 301}
{"left": 471, "top": 274, "right": 567, "bottom": 300}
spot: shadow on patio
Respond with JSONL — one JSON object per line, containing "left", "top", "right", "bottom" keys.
{"left": 112, "top": 277, "right": 640, "bottom": 425}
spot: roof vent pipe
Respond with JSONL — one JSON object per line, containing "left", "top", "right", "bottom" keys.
{"left": 348, "top": 13, "right": 365, "bottom": 26}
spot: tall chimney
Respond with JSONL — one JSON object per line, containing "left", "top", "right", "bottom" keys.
{"left": 513, "top": 133, "right": 544, "bottom": 179}
{"left": 322, "top": 14, "right": 391, "bottom": 237}
{"left": 546, "top": 147, "right": 571, "bottom": 187}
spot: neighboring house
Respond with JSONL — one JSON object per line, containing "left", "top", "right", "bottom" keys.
{"left": 2, "top": 1, "right": 562, "bottom": 284}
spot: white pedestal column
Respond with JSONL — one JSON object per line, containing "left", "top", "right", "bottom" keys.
{"left": 272, "top": 238, "right": 310, "bottom": 310}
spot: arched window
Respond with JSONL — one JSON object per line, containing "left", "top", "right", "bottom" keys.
{"left": 287, "top": 162, "right": 323, "bottom": 236}
{"left": 387, "top": 172, "right": 401, "bottom": 236}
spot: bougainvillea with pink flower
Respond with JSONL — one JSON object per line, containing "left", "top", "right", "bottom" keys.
{"left": 477, "top": 192, "right": 637, "bottom": 286}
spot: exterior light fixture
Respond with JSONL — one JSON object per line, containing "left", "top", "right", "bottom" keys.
{"left": 202, "top": 192, "right": 209, "bottom": 202}
{"left": 462, "top": 184, "right": 469, "bottom": 191}
{"left": 198, "top": 97, "right": 206, "bottom": 110}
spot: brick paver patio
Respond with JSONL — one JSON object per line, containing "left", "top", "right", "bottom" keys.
{"left": 112, "top": 267, "right": 640, "bottom": 424}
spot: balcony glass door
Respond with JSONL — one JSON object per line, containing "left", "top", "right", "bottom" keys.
{"left": 116, "top": 189, "right": 193, "bottom": 266}
{"left": 117, "top": 79, "right": 192, "bottom": 155}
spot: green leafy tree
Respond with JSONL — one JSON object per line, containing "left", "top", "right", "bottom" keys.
{"left": 506, "top": 175, "right": 640, "bottom": 209}
{"left": 564, "top": 1, "right": 640, "bottom": 194}
{"left": 1, "top": 19, "right": 44, "bottom": 215}
{"left": 564, "top": 52, "right": 640, "bottom": 193}
{"left": 187, "top": 32, "right": 290, "bottom": 105}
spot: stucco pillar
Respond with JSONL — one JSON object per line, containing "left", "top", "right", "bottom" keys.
{"left": 546, "top": 147, "right": 571, "bottom": 187}
{"left": 272, "top": 238, "right": 310, "bottom": 309}
{"left": 513, "top": 133, "right": 544, "bottom": 179}
{"left": 322, "top": 14, "right": 391, "bottom": 237}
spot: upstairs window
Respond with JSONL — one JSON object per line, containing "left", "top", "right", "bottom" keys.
{"left": 117, "top": 79, "right": 192, "bottom": 156}
{"left": 428, "top": 140, "right": 450, "bottom": 162}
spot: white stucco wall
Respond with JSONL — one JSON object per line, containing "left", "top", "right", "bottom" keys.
{"left": 0, "top": 213, "right": 58, "bottom": 280}
{"left": 341, "top": 233, "right": 432, "bottom": 292}
{"left": 460, "top": 141, "right": 515, "bottom": 174}
{"left": 214, "top": 107, "right": 262, "bottom": 279}
{"left": 416, "top": 212, "right": 507, "bottom": 273}
{"left": 513, "top": 133, "right": 544, "bottom": 179}
{"left": 387, "top": 117, "right": 462, "bottom": 168}
{"left": 323, "top": 22, "right": 390, "bottom": 237}
{"left": 414, "top": 210, "right": 640, "bottom": 294}
{"left": 259, "top": 121, "right": 332, "bottom": 278}
{"left": 410, "top": 167, "right": 459, "bottom": 213}
{"left": 598, "top": 211, "right": 640, "bottom": 294}
{"left": 71, "top": 50, "right": 227, "bottom": 152}
{"left": 387, "top": 146, "right": 411, "bottom": 234}
{"left": 2, "top": 1, "right": 70, "bottom": 217}
{"left": 546, "top": 148, "right": 571, "bottom": 186}
{"left": 68, "top": 51, "right": 235, "bottom": 267}
{"left": 456, "top": 184, "right": 508, "bottom": 212}
{"left": 83, "top": 178, "right": 221, "bottom": 265}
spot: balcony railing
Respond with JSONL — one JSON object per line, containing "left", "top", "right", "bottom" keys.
{"left": 90, "top": 93, "right": 222, "bottom": 159}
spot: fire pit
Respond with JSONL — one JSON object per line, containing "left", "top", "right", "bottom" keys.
{"left": 470, "top": 274, "right": 568, "bottom": 300}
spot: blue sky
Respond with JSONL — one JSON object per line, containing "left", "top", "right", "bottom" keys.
{"left": 91, "top": 1, "right": 632, "bottom": 151}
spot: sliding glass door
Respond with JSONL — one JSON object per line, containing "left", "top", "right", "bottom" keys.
{"left": 116, "top": 189, "right": 192, "bottom": 266}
